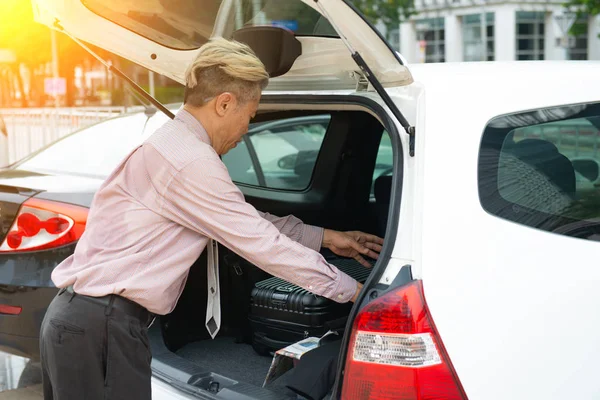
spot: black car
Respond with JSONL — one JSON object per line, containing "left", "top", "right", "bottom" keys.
{"left": 0, "top": 107, "right": 172, "bottom": 359}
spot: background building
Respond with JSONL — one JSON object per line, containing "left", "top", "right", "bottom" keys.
{"left": 398, "top": 0, "right": 600, "bottom": 63}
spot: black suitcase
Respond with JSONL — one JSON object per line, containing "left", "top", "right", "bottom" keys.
{"left": 248, "top": 256, "right": 371, "bottom": 355}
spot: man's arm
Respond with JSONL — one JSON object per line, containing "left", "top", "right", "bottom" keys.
{"left": 258, "top": 212, "right": 383, "bottom": 267}
{"left": 159, "top": 155, "right": 358, "bottom": 303}
{"left": 257, "top": 211, "right": 323, "bottom": 252}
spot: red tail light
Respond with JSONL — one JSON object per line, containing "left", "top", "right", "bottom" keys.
{"left": 342, "top": 280, "right": 467, "bottom": 400}
{"left": 0, "top": 198, "right": 87, "bottom": 252}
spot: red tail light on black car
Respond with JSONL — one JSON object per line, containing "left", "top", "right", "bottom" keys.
{"left": 342, "top": 280, "right": 467, "bottom": 400}
{"left": 0, "top": 198, "right": 87, "bottom": 252}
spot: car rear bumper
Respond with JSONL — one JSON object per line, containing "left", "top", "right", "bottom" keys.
{"left": 0, "top": 286, "right": 59, "bottom": 360}
{"left": 0, "top": 332, "right": 40, "bottom": 360}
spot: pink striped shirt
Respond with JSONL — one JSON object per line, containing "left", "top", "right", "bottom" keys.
{"left": 51, "top": 109, "right": 358, "bottom": 315}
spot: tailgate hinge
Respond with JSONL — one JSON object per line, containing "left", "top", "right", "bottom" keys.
{"left": 351, "top": 71, "right": 369, "bottom": 92}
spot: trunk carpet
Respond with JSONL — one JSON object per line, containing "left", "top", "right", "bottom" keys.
{"left": 176, "top": 337, "right": 295, "bottom": 395}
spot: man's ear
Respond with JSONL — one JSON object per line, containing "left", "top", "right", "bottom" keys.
{"left": 214, "top": 92, "right": 235, "bottom": 117}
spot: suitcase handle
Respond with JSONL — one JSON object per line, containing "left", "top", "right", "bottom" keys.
{"left": 272, "top": 292, "right": 290, "bottom": 307}
{"left": 275, "top": 286, "right": 295, "bottom": 293}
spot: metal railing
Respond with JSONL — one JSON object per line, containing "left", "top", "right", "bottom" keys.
{"left": 0, "top": 106, "right": 144, "bottom": 165}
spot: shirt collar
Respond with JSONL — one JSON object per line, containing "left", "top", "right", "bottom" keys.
{"left": 175, "top": 108, "right": 212, "bottom": 145}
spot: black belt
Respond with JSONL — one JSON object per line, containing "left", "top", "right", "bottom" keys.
{"left": 60, "top": 285, "right": 156, "bottom": 327}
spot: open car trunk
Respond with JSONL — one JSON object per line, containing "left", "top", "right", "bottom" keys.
{"left": 144, "top": 100, "right": 401, "bottom": 399}
{"left": 151, "top": 248, "right": 360, "bottom": 399}
{"left": 148, "top": 252, "right": 301, "bottom": 399}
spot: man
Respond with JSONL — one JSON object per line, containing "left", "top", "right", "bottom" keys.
{"left": 39, "top": 38, "right": 383, "bottom": 400}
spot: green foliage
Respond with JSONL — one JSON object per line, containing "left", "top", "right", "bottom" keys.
{"left": 0, "top": 0, "right": 51, "bottom": 66}
{"left": 564, "top": 0, "right": 600, "bottom": 36}
{"left": 566, "top": 0, "right": 600, "bottom": 15}
{"left": 570, "top": 21, "right": 589, "bottom": 36}
{"left": 348, "top": 0, "right": 416, "bottom": 38}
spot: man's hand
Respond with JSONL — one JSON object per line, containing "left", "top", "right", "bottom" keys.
{"left": 322, "top": 229, "right": 384, "bottom": 268}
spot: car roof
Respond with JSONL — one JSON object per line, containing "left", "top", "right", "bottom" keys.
{"left": 404, "top": 61, "right": 600, "bottom": 117}
{"left": 407, "top": 60, "right": 600, "bottom": 82}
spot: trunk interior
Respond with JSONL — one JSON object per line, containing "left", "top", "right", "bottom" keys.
{"left": 149, "top": 102, "right": 398, "bottom": 399}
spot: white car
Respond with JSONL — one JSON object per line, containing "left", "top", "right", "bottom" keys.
{"left": 31, "top": 0, "right": 600, "bottom": 399}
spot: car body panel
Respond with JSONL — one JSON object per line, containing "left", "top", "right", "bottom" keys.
{"left": 412, "top": 61, "right": 600, "bottom": 400}
{"left": 152, "top": 377, "right": 197, "bottom": 400}
{"left": 0, "top": 174, "right": 102, "bottom": 193}
{"left": 0, "top": 286, "right": 58, "bottom": 360}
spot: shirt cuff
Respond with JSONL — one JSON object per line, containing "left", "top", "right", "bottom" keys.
{"left": 300, "top": 225, "right": 324, "bottom": 252}
{"left": 331, "top": 271, "right": 358, "bottom": 303}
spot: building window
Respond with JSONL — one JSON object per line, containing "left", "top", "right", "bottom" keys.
{"left": 516, "top": 11, "right": 546, "bottom": 60}
{"left": 463, "top": 13, "right": 495, "bottom": 61}
{"left": 416, "top": 18, "right": 445, "bottom": 63}
{"left": 568, "top": 17, "right": 589, "bottom": 60}
{"left": 388, "top": 28, "right": 401, "bottom": 51}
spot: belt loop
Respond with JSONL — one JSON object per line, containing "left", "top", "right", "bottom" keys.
{"left": 104, "top": 295, "right": 116, "bottom": 316}
{"left": 58, "top": 287, "right": 67, "bottom": 296}
{"left": 68, "top": 289, "right": 76, "bottom": 303}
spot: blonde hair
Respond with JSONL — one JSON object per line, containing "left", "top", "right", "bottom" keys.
{"left": 184, "top": 37, "right": 269, "bottom": 107}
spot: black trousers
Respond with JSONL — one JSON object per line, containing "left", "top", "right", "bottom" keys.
{"left": 39, "top": 288, "right": 154, "bottom": 400}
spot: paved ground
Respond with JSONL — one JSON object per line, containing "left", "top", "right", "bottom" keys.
{"left": 0, "top": 384, "right": 42, "bottom": 399}
{"left": 0, "top": 352, "right": 42, "bottom": 399}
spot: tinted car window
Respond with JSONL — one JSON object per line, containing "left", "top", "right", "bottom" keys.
{"left": 479, "top": 102, "right": 600, "bottom": 241}
{"left": 222, "top": 115, "right": 330, "bottom": 191}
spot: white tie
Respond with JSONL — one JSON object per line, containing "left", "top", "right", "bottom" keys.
{"left": 205, "top": 239, "right": 221, "bottom": 339}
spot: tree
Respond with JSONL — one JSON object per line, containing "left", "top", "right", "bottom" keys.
{"left": 0, "top": 0, "right": 51, "bottom": 106}
{"left": 0, "top": 0, "right": 119, "bottom": 106}
{"left": 0, "top": 0, "right": 51, "bottom": 66}
{"left": 564, "top": 0, "right": 600, "bottom": 36}
{"left": 349, "top": 0, "right": 416, "bottom": 40}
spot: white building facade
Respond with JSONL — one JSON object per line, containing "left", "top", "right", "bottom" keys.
{"left": 398, "top": 0, "right": 600, "bottom": 63}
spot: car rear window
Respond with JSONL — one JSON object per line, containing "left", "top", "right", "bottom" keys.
{"left": 222, "top": 114, "right": 330, "bottom": 191}
{"left": 15, "top": 112, "right": 170, "bottom": 178}
{"left": 479, "top": 102, "right": 600, "bottom": 241}
{"left": 82, "top": 0, "right": 338, "bottom": 50}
